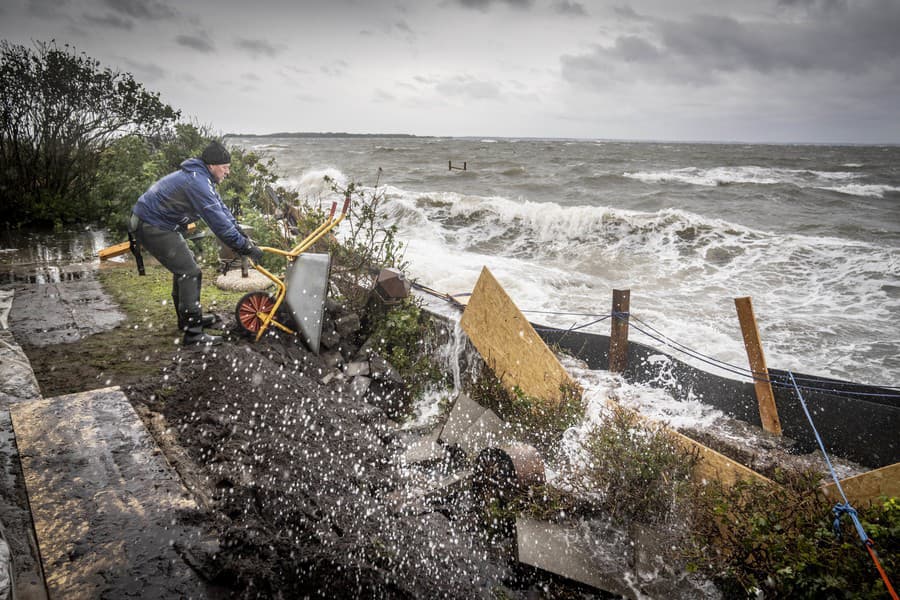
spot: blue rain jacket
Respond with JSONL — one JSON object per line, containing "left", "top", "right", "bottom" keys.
{"left": 133, "top": 158, "right": 251, "bottom": 252}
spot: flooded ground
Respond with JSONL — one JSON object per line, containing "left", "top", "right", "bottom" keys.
{"left": 0, "top": 227, "right": 113, "bottom": 285}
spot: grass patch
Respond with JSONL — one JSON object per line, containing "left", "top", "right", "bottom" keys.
{"left": 24, "top": 263, "right": 245, "bottom": 397}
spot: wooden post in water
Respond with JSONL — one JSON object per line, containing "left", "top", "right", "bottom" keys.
{"left": 734, "top": 296, "right": 782, "bottom": 435}
{"left": 609, "top": 289, "right": 630, "bottom": 374}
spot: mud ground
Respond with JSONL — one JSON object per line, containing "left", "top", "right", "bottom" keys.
{"left": 128, "top": 329, "right": 606, "bottom": 598}
{"left": 15, "top": 276, "right": 601, "bottom": 598}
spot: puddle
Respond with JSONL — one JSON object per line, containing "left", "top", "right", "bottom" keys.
{"left": 0, "top": 227, "right": 112, "bottom": 284}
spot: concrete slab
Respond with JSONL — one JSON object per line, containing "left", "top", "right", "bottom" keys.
{"left": 0, "top": 411, "right": 47, "bottom": 600}
{"left": 8, "top": 279, "right": 125, "bottom": 347}
{"left": 457, "top": 408, "right": 513, "bottom": 460}
{"left": 10, "top": 387, "right": 214, "bottom": 599}
{"left": 401, "top": 427, "right": 445, "bottom": 466}
{"left": 516, "top": 516, "right": 633, "bottom": 598}
{"left": 438, "top": 393, "right": 486, "bottom": 447}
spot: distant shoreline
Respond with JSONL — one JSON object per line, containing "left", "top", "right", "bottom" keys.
{"left": 226, "top": 132, "right": 421, "bottom": 139}
{"left": 224, "top": 132, "right": 898, "bottom": 147}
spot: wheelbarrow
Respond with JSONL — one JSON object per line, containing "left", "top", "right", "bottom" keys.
{"left": 234, "top": 192, "right": 350, "bottom": 353}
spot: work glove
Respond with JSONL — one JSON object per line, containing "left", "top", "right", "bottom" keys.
{"left": 242, "top": 243, "right": 264, "bottom": 263}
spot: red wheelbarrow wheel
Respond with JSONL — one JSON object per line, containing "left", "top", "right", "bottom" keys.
{"left": 235, "top": 291, "right": 276, "bottom": 337}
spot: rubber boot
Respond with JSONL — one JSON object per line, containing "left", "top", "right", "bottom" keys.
{"left": 182, "top": 321, "right": 223, "bottom": 346}
{"left": 175, "top": 273, "right": 222, "bottom": 346}
{"left": 173, "top": 273, "right": 219, "bottom": 329}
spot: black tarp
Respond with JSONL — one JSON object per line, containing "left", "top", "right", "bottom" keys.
{"left": 535, "top": 325, "right": 899, "bottom": 470}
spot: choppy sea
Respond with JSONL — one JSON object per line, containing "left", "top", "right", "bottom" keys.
{"left": 234, "top": 136, "right": 900, "bottom": 389}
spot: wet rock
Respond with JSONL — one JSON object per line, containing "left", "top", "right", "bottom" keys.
{"left": 338, "top": 342, "right": 358, "bottom": 361}
{"left": 400, "top": 428, "right": 445, "bottom": 466}
{"left": 457, "top": 408, "right": 513, "bottom": 460}
{"left": 439, "top": 392, "right": 486, "bottom": 446}
{"left": 176, "top": 537, "right": 223, "bottom": 582}
{"left": 349, "top": 375, "right": 371, "bottom": 398}
{"left": 321, "top": 350, "right": 343, "bottom": 370}
{"left": 334, "top": 313, "right": 361, "bottom": 338}
{"left": 319, "top": 327, "right": 341, "bottom": 350}
{"left": 344, "top": 360, "right": 370, "bottom": 377}
{"left": 369, "top": 354, "right": 403, "bottom": 384}
{"left": 319, "top": 369, "right": 344, "bottom": 385}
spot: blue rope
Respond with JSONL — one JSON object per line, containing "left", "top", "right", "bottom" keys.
{"left": 787, "top": 372, "right": 871, "bottom": 547}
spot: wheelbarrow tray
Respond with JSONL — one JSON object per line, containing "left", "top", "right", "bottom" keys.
{"left": 283, "top": 252, "right": 332, "bottom": 354}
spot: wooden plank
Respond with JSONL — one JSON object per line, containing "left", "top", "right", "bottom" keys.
{"left": 460, "top": 267, "right": 580, "bottom": 404}
{"left": 606, "top": 398, "right": 774, "bottom": 488}
{"left": 734, "top": 297, "right": 782, "bottom": 435}
{"left": 98, "top": 223, "right": 196, "bottom": 261}
{"left": 670, "top": 429, "right": 773, "bottom": 487}
{"left": 608, "top": 289, "right": 630, "bottom": 373}
{"left": 820, "top": 462, "right": 900, "bottom": 507}
{"left": 10, "top": 387, "right": 213, "bottom": 599}
{"left": 97, "top": 241, "right": 130, "bottom": 260}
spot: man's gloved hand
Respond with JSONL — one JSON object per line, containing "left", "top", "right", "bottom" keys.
{"left": 248, "top": 245, "right": 264, "bottom": 263}
{"left": 241, "top": 243, "right": 264, "bottom": 263}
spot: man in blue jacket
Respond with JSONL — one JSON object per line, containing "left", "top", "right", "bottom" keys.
{"left": 130, "top": 140, "right": 263, "bottom": 346}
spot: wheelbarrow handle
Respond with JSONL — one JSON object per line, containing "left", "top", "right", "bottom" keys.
{"left": 328, "top": 201, "right": 337, "bottom": 220}
{"left": 342, "top": 191, "right": 351, "bottom": 214}
{"left": 257, "top": 246, "right": 291, "bottom": 257}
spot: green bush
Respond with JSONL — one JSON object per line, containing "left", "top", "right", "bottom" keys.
{"left": 470, "top": 366, "right": 585, "bottom": 456}
{"left": 688, "top": 472, "right": 900, "bottom": 599}
{"left": 564, "top": 403, "right": 699, "bottom": 526}
{"left": 365, "top": 297, "right": 444, "bottom": 402}
{"left": 1, "top": 40, "right": 178, "bottom": 227}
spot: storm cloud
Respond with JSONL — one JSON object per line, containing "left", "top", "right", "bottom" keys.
{"left": 1, "top": 0, "right": 897, "bottom": 142}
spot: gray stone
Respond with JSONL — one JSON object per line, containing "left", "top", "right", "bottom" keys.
{"left": 369, "top": 354, "right": 403, "bottom": 383}
{"left": 319, "top": 369, "right": 344, "bottom": 385}
{"left": 457, "top": 408, "right": 513, "bottom": 460}
{"left": 324, "top": 297, "right": 343, "bottom": 316}
{"left": 401, "top": 428, "right": 445, "bottom": 466}
{"left": 439, "top": 393, "right": 486, "bottom": 446}
{"left": 319, "top": 327, "right": 341, "bottom": 350}
{"left": 344, "top": 360, "right": 370, "bottom": 377}
{"left": 321, "top": 351, "right": 343, "bottom": 370}
{"left": 334, "top": 313, "right": 361, "bottom": 337}
{"left": 350, "top": 376, "right": 372, "bottom": 398}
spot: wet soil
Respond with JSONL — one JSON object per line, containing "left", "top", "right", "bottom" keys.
{"left": 122, "top": 328, "right": 596, "bottom": 598}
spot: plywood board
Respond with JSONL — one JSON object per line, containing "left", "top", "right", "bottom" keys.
{"left": 821, "top": 462, "right": 900, "bottom": 507}
{"left": 460, "top": 267, "right": 579, "bottom": 404}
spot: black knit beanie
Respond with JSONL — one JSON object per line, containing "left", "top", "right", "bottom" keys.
{"left": 201, "top": 141, "right": 231, "bottom": 165}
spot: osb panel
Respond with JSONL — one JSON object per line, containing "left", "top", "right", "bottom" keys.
{"left": 821, "top": 462, "right": 900, "bottom": 507}
{"left": 461, "top": 267, "right": 579, "bottom": 404}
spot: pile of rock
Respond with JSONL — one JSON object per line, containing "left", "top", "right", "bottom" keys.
{"left": 316, "top": 298, "right": 407, "bottom": 417}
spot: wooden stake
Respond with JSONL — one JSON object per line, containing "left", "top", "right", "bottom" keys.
{"left": 734, "top": 297, "right": 782, "bottom": 435}
{"left": 609, "top": 289, "right": 630, "bottom": 373}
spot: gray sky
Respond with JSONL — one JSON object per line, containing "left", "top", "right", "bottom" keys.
{"left": 2, "top": 0, "right": 899, "bottom": 143}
